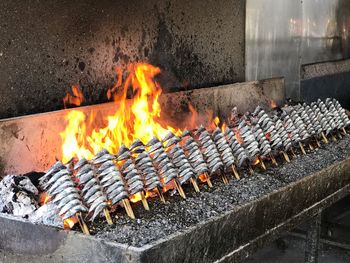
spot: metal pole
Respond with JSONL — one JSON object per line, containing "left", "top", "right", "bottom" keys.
{"left": 305, "top": 212, "right": 321, "bottom": 263}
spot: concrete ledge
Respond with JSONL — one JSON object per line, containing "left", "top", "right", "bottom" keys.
{"left": 301, "top": 59, "right": 350, "bottom": 81}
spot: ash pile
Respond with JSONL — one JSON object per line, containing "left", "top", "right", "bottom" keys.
{"left": 0, "top": 98, "right": 349, "bottom": 235}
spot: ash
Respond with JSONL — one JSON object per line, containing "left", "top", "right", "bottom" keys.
{"left": 0, "top": 175, "right": 38, "bottom": 217}
{"left": 94, "top": 136, "right": 350, "bottom": 247}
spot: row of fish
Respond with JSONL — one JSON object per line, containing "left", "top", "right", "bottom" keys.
{"left": 39, "top": 98, "right": 349, "bottom": 226}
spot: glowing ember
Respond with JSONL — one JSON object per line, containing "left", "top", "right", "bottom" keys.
{"left": 129, "top": 191, "right": 150, "bottom": 203}
{"left": 235, "top": 129, "right": 244, "bottom": 144}
{"left": 63, "top": 85, "right": 84, "bottom": 108}
{"left": 265, "top": 132, "right": 271, "bottom": 141}
{"left": 252, "top": 158, "right": 260, "bottom": 166}
{"left": 63, "top": 216, "right": 78, "bottom": 229}
{"left": 39, "top": 192, "right": 50, "bottom": 205}
{"left": 270, "top": 99, "right": 277, "bottom": 109}
{"left": 198, "top": 174, "right": 207, "bottom": 182}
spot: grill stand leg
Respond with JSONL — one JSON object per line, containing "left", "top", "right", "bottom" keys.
{"left": 305, "top": 212, "right": 321, "bottom": 263}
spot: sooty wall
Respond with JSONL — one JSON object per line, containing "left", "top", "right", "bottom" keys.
{"left": 0, "top": 0, "right": 245, "bottom": 119}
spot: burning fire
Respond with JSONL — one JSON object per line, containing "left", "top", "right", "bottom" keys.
{"left": 60, "top": 63, "right": 181, "bottom": 163}
{"left": 39, "top": 192, "right": 50, "bottom": 205}
{"left": 63, "top": 85, "right": 84, "bottom": 108}
{"left": 270, "top": 99, "right": 277, "bottom": 109}
{"left": 63, "top": 216, "right": 78, "bottom": 230}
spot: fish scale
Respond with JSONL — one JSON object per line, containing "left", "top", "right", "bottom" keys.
{"left": 196, "top": 125, "right": 224, "bottom": 175}
{"left": 73, "top": 157, "right": 108, "bottom": 222}
{"left": 224, "top": 127, "right": 249, "bottom": 167}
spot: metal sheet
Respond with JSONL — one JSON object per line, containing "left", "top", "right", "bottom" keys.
{"left": 246, "top": 0, "right": 350, "bottom": 100}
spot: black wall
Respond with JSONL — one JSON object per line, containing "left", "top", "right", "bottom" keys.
{"left": 0, "top": 0, "right": 245, "bottom": 118}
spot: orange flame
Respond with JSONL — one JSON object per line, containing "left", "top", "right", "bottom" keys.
{"left": 235, "top": 129, "right": 244, "bottom": 144}
{"left": 270, "top": 99, "right": 277, "bottom": 109}
{"left": 60, "top": 63, "right": 181, "bottom": 163}
{"left": 129, "top": 191, "right": 151, "bottom": 203}
{"left": 63, "top": 85, "right": 84, "bottom": 108}
{"left": 39, "top": 192, "right": 50, "bottom": 205}
{"left": 63, "top": 216, "right": 78, "bottom": 229}
{"left": 252, "top": 158, "right": 260, "bottom": 165}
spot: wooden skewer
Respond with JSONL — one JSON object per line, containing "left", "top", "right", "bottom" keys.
{"left": 221, "top": 173, "right": 229, "bottom": 184}
{"left": 155, "top": 187, "right": 166, "bottom": 203}
{"left": 342, "top": 127, "right": 347, "bottom": 135}
{"left": 315, "top": 137, "right": 321, "bottom": 147}
{"left": 174, "top": 179, "right": 186, "bottom": 199}
{"left": 259, "top": 159, "right": 266, "bottom": 170}
{"left": 248, "top": 165, "right": 254, "bottom": 176}
{"left": 231, "top": 165, "right": 241, "bottom": 180}
{"left": 122, "top": 198, "right": 135, "bottom": 219}
{"left": 103, "top": 208, "right": 113, "bottom": 225}
{"left": 321, "top": 132, "right": 329, "bottom": 144}
{"left": 141, "top": 191, "right": 150, "bottom": 211}
{"left": 282, "top": 151, "right": 290, "bottom": 162}
{"left": 332, "top": 134, "right": 337, "bottom": 142}
{"left": 269, "top": 153, "right": 278, "bottom": 166}
{"left": 309, "top": 144, "right": 314, "bottom": 151}
{"left": 291, "top": 148, "right": 296, "bottom": 157}
{"left": 204, "top": 172, "right": 213, "bottom": 188}
{"left": 299, "top": 142, "right": 306, "bottom": 155}
{"left": 337, "top": 132, "right": 342, "bottom": 139}
{"left": 190, "top": 178, "right": 200, "bottom": 192}
{"left": 77, "top": 212, "right": 90, "bottom": 235}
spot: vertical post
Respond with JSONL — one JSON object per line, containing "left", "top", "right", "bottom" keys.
{"left": 305, "top": 213, "right": 321, "bottom": 263}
